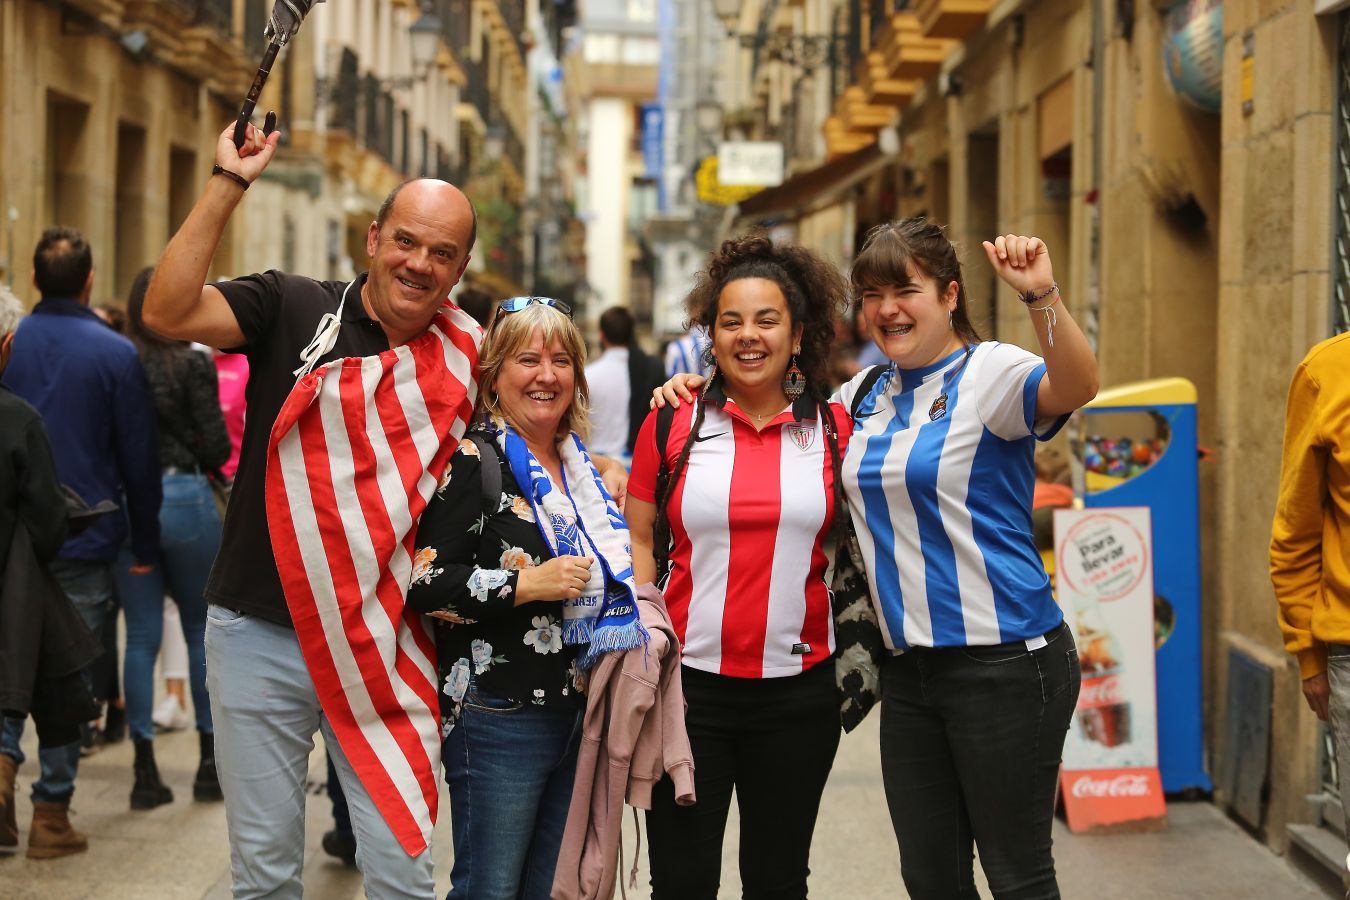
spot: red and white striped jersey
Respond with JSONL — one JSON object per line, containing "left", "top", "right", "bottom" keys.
{"left": 629, "top": 397, "right": 852, "bottom": 678}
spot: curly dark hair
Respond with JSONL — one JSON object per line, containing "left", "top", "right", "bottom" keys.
{"left": 684, "top": 232, "right": 849, "bottom": 403}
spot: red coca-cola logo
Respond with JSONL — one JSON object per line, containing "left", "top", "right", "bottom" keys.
{"left": 1070, "top": 773, "right": 1153, "bottom": 799}
{"left": 1079, "top": 673, "right": 1125, "bottom": 709}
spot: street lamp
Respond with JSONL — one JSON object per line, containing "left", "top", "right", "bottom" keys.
{"left": 694, "top": 98, "right": 724, "bottom": 143}
{"left": 407, "top": 9, "right": 442, "bottom": 81}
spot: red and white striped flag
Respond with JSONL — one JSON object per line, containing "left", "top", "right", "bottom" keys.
{"left": 265, "top": 303, "right": 482, "bottom": 856}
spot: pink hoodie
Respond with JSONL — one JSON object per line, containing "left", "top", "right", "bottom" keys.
{"left": 551, "top": 584, "right": 695, "bottom": 900}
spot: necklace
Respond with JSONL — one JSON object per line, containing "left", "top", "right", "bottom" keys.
{"left": 735, "top": 400, "right": 786, "bottom": 422}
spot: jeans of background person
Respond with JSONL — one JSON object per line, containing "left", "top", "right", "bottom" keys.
{"left": 645, "top": 662, "right": 840, "bottom": 900}
{"left": 1325, "top": 645, "right": 1350, "bottom": 842}
{"left": 442, "top": 685, "right": 582, "bottom": 900}
{"left": 92, "top": 595, "right": 121, "bottom": 705}
{"left": 0, "top": 559, "right": 113, "bottom": 802}
{"left": 879, "top": 622, "right": 1080, "bottom": 900}
{"left": 327, "top": 750, "right": 353, "bottom": 839}
{"left": 113, "top": 473, "right": 220, "bottom": 742}
{"left": 204, "top": 605, "right": 435, "bottom": 900}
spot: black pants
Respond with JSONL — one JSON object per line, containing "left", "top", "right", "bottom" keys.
{"left": 646, "top": 662, "right": 840, "bottom": 900}
{"left": 879, "top": 622, "right": 1081, "bottom": 900}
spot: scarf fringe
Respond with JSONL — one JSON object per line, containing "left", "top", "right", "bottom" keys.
{"left": 578, "top": 621, "right": 650, "bottom": 670}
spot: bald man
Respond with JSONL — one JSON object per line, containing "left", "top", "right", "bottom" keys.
{"left": 144, "top": 123, "right": 480, "bottom": 899}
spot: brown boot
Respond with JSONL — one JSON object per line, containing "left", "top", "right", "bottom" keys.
{"left": 26, "top": 800, "right": 88, "bottom": 859}
{"left": 0, "top": 753, "right": 16, "bottom": 847}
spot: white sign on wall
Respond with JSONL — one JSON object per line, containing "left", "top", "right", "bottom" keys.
{"left": 717, "top": 142, "right": 785, "bottom": 187}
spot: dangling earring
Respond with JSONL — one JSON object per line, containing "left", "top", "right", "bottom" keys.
{"left": 948, "top": 310, "right": 954, "bottom": 329}
{"left": 701, "top": 364, "right": 719, "bottom": 397}
{"left": 783, "top": 354, "right": 806, "bottom": 401}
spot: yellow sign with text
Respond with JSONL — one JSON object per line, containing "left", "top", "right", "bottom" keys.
{"left": 695, "top": 156, "right": 764, "bottom": 206}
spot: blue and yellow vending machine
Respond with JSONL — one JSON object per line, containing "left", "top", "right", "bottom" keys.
{"left": 1074, "top": 377, "right": 1212, "bottom": 794}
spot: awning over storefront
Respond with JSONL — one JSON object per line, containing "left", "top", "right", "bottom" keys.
{"left": 733, "top": 142, "right": 891, "bottom": 227}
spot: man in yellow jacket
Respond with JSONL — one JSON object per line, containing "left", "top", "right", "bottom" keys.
{"left": 1271, "top": 332, "right": 1350, "bottom": 815}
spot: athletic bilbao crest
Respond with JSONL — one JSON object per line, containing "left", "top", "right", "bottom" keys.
{"left": 786, "top": 424, "right": 815, "bottom": 451}
{"left": 928, "top": 394, "right": 949, "bottom": 422}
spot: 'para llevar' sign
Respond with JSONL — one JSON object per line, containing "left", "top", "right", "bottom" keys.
{"left": 1054, "top": 507, "right": 1168, "bottom": 833}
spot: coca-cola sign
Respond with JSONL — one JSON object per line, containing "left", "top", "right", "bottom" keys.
{"left": 1069, "top": 773, "right": 1153, "bottom": 799}
{"left": 1079, "top": 673, "right": 1125, "bottom": 709}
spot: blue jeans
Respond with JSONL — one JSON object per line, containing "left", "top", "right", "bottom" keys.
{"left": 204, "top": 604, "right": 434, "bottom": 900}
{"left": 0, "top": 558, "right": 113, "bottom": 802}
{"left": 442, "top": 686, "right": 582, "bottom": 900}
{"left": 114, "top": 472, "right": 219, "bottom": 741}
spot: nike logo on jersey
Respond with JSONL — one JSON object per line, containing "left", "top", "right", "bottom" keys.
{"left": 693, "top": 431, "right": 728, "bottom": 442}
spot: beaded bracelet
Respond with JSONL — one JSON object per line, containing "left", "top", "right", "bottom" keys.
{"left": 1018, "top": 282, "right": 1058, "bottom": 305}
{"left": 211, "top": 164, "right": 250, "bottom": 192}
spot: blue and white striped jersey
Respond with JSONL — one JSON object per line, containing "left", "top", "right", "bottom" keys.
{"left": 836, "top": 342, "right": 1068, "bottom": 650}
{"left": 664, "top": 328, "right": 711, "bottom": 380}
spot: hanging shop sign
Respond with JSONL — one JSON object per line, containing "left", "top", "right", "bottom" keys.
{"left": 695, "top": 155, "right": 765, "bottom": 206}
{"left": 1055, "top": 507, "right": 1169, "bottom": 833}
{"left": 717, "top": 141, "right": 785, "bottom": 187}
{"left": 1162, "top": 0, "right": 1224, "bottom": 114}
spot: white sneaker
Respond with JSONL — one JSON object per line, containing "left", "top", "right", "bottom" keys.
{"left": 152, "top": 695, "right": 191, "bottom": 731}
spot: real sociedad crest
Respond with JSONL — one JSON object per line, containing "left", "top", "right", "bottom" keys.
{"left": 786, "top": 424, "right": 815, "bottom": 451}
{"left": 928, "top": 394, "right": 949, "bottom": 422}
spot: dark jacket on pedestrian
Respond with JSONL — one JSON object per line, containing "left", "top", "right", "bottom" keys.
{"left": 0, "top": 386, "right": 104, "bottom": 747}
{"left": 2, "top": 298, "right": 161, "bottom": 564}
{"left": 625, "top": 346, "right": 665, "bottom": 454}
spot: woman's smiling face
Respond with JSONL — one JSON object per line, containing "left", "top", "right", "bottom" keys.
{"left": 493, "top": 328, "right": 575, "bottom": 442}
{"left": 711, "top": 278, "right": 803, "bottom": 398}
{"left": 859, "top": 264, "right": 961, "bottom": 369}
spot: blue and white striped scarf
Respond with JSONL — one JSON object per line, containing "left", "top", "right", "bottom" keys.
{"left": 498, "top": 423, "right": 647, "bottom": 668}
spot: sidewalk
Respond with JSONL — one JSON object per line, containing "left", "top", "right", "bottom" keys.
{"left": 0, "top": 712, "right": 1331, "bottom": 898}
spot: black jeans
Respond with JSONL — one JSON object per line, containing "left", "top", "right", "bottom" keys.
{"left": 879, "top": 622, "right": 1080, "bottom": 900}
{"left": 646, "top": 662, "right": 841, "bottom": 900}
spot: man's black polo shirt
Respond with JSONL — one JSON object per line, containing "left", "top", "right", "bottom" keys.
{"left": 208, "top": 270, "right": 389, "bottom": 626}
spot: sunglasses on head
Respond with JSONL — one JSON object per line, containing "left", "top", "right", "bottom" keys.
{"left": 496, "top": 296, "right": 573, "bottom": 318}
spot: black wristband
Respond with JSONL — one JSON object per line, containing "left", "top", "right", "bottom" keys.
{"left": 211, "top": 164, "right": 250, "bottom": 192}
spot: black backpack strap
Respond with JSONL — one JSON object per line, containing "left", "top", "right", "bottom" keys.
{"left": 465, "top": 433, "right": 500, "bottom": 518}
{"left": 849, "top": 365, "right": 888, "bottom": 421}
{"left": 651, "top": 403, "right": 679, "bottom": 584}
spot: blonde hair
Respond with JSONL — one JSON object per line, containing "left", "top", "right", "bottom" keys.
{"left": 476, "top": 302, "right": 590, "bottom": 441}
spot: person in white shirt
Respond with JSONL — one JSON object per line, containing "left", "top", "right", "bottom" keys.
{"left": 585, "top": 307, "right": 663, "bottom": 460}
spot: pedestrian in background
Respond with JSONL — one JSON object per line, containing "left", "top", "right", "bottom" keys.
{"left": 663, "top": 323, "right": 711, "bottom": 381}
{"left": 1271, "top": 332, "right": 1350, "bottom": 840}
{"left": 628, "top": 234, "right": 852, "bottom": 899}
{"left": 0, "top": 227, "right": 162, "bottom": 858}
{"left": 838, "top": 221, "right": 1097, "bottom": 899}
{"left": 115, "top": 265, "right": 230, "bottom": 809}
{"left": 0, "top": 286, "right": 80, "bottom": 856}
{"left": 454, "top": 284, "right": 497, "bottom": 330}
{"left": 586, "top": 305, "right": 665, "bottom": 460}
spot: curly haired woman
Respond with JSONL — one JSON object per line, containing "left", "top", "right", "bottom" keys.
{"left": 626, "top": 233, "right": 853, "bottom": 899}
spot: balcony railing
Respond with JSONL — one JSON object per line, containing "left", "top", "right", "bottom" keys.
{"left": 332, "top": 47, "right": 361, "bottom": 135}
{"left": 243, "top": 0, "right": 269, "bottom": 56}
{"left": 195, "top": 0, "right": 231, "bottom": 29}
